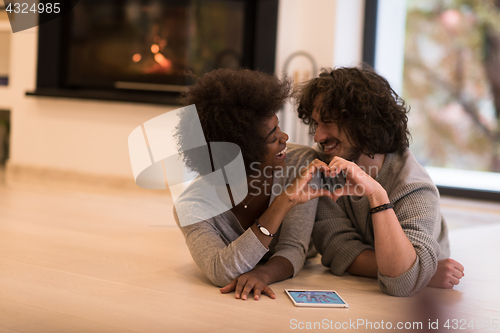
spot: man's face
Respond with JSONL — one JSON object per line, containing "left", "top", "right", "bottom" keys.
{"left": 311, "top": 95, "right": 359, "bottom": 163}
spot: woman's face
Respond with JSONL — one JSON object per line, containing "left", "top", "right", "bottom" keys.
{"left": 260, "top": 115, "right": 289, "bottom": 172}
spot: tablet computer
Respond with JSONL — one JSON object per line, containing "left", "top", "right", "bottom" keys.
{"left": 285, "top": 289, "right": 349, "bottom": 308}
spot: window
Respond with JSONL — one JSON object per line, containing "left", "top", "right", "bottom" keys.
{"left": 373, "top": 0, "right": 500, "bottom": 198}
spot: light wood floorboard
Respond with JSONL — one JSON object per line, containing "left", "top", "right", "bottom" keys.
{"left": 1, "top": 183, "right": 499, "bottom": 332}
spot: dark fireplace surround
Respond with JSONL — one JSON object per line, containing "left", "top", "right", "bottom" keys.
{"left": 27, "top": 0, "right": 279, "bottom": 105}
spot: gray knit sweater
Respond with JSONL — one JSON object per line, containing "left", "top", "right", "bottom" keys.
{"left": 174, "top": 144, "right": 320, "bottom": 287}
{"left": 313, "top": 149, "right": 450, "bottom": 297}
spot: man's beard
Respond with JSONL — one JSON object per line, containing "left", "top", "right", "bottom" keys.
{"left": 319, "top": 142, "right": 361, "bottom": 163}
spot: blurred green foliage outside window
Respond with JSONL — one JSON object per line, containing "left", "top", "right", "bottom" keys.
{"left": 404, "top": 0, "right": 500, "bottom": 172}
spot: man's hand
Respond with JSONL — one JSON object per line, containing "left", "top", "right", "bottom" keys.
{"left": 220, "top": 269, "right": 276, "bottom": 300}
{"left": 328, "top": 157, "right": 384, "bottom": 200}
{"left": 427, "top": 259, "right": 465, "bottom": 289}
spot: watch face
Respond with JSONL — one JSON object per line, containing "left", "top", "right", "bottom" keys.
{"left": 259, "top": 226, "right": 270, "bottom": 236}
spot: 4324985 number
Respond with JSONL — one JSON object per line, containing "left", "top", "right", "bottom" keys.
{"left": 6, "top": 2, "right": 61, "bottom": 14}
{"left": 443, "top": 318, "right": 498, "bottom": 330}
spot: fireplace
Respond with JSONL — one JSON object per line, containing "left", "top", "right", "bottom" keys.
{"left": 28, "top": 0, "right": 278, "bottom": 105}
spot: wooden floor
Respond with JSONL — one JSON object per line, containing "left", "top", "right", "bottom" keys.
{"left": 1, "top": 182, "right": 500, "bottom": 332}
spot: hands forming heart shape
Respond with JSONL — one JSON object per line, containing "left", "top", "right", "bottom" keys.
{"left": 283, "top": 157, "right": 385, "bottom": 205}
{"left": 326, "top": 157, "right": 385, "bottom": 201}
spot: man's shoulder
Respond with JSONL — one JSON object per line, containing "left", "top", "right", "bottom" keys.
{"left": 385, "top": 150, "right": 438, "bottom": 199}
{"left": 395, "top": 150, "right": 434, "bottom": 183}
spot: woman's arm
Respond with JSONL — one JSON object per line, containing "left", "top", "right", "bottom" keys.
{"left": 220, "top": 256, "right": 293, "bottom": 300}
{"left": 220, "top": 159, "right": 334, "bottom": 299}
{"left": 174, "top": 208, "right": 269, "bottom": 287}
{"left": 222, "top": 187, "right": 321, "bottom": 300}
{"left": 249, "top": 159, "right": 333, "bottom": 248}
{"left": 177, "top": 159, "right": 332, "bottom": 290}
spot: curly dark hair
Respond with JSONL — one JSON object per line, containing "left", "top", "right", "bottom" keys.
{"left": 176, "top": 68, "right": 291, "bottom": 177}
{"left": 296, "top": 67, "right": 411, "bottom": 156}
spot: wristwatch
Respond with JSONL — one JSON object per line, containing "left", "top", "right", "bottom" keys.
{"left": 255, "top": 219, "right": 275, "bottom": 237}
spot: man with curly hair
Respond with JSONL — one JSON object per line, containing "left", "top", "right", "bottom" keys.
{"left": 297, "top": 67, "right": 464, "bottom": 296}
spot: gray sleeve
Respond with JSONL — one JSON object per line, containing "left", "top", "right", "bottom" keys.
{"left": 312, "top": 197, "right": 373, "bottom": 275}
{"left": 378, "top": 183, "right": 441, "bottom": 297}
{"left": 270, "top": 196, "right": 318, "bottom": 276}
{"left": 269, "top": 146, "right": 321, "bottom": 276}
{"left": 174, "top": 209, "right": 268, "bottom": 287}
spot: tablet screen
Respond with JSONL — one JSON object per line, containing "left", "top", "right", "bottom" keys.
{"left": 288, "top": 291, "right": 346, "bottom": 304}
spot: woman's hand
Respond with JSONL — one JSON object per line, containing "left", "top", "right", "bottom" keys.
{"left": 220, "top": 269, "right": 276, "bottom": 300}
{"left": 284, "top": 159, "right": 334, "bottom": 205}
{"left": 328, "top": 157, "right": 385, "bottom": 202}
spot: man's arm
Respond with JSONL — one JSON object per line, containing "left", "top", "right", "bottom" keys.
{"left": 329, "top": 157, "right": 418, "bottom": 279}
{"left": 346, "top": 249, "right": 378, "bottom": 278}
{"left": 374, "top": 184, "right": 447, "bottom": 296}
{"left": 346, "top": 248, "right": 465, "bottom": 291}
{"left": 313, "top": 197, "right": 375, "bottom": 276}
{"left": 328, "top": 157, "right": 448, "bottom": 296}
{"left": 368, "top": 189, "right": 418, "bottom": 278}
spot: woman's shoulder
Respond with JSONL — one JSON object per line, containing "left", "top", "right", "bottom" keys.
{"left": 174, "top": 175, "right": 233, "bottom": 228}
{"left": 275, "top": 143, "right": 319, "bottom": 185}
{"left": 285, "top": 143, "right": 319, "bottom": 166}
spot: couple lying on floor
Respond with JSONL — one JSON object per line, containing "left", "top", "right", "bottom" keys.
{"left": 173, "top": 67, "right": 465, "bottom": 298}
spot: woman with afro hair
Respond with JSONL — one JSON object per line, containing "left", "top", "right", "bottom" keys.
{"left": 173, "top": 68, "right": 333, "bottom": 301}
